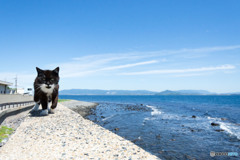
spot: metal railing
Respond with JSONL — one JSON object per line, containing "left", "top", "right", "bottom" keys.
{"left": 0, "top": 101, "right": 35, "bottom": 110}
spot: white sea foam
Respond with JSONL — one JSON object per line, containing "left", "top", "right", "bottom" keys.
{"left": 207, "top": 116, "right": 222, "bottom": 121}
{"left": 102, "top": 115, "right": 115, "bottom": 121}
{"left": 143, "top": 117, "right": 151, "bottom": 121}
{"left": 219, "top": 122, "right": 240, "bottom": 140}
{"left": 146, "top": 105, "right": 162, "bottom": 116}
{"left": 207, "top": 116, "right": 240, "bottom": 140}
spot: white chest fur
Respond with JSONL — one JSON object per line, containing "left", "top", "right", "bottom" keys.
{"left": 40, "top": 84, "right": 54, "bottom": 96}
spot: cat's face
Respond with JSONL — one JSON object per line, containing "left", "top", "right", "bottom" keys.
{"left": 36, "top": 67, "right": 60, "bottom": 93}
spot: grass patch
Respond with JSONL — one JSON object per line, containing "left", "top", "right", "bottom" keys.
{"left": 0, "top": 126, "right": 13, "bottom": 142}
{"left": 58, "top": 99, "right": 71, "bottom": 102}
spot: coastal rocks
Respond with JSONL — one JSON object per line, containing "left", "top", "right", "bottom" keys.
{"left": 210, "top": 122, "right": 225, "bottom": 132}
{"left": 125, "top": 104, "right": 151, "bottom": 112}
{"left": 156, "top": 134, "right": 161, "bottom": 139}
{"left": 59, "top": 100, "right": 98, "bottom": 118}
{"left": 192, "top": 115, "right": 196, "bottom": 118}
{"left": 114, "top": 128, "right": 119, "bottom": 131}
{"left": 211, "top": 122, "right": 220, "bottom": 126}
{"left": 215, "top": 129, "right": 225, "bottom": 132}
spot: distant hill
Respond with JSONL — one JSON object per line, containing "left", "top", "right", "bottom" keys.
{"left": 155, "top": 90, "right": 181, "bottom": 95}
{"left": 156, "top": 90, "right": 215, "bottom": 95}
{"left": 60, "top": 89, "right": 238, "bottom": 95}
{"left": 59, "top": 89, "right": 157, "bottom": 95}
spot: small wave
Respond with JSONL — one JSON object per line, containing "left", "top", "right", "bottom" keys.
{"left": 219, "top": 122, "right": 240, "bottom": 140}
{"left": 207, "top": 116, "right": 222, "bottom": 121}
{"left": 102, "top": 115, "right": 115, "bottom": 121}
{"left": 207, "top": 116, "right": 240, "bottom": 139}
{"left": 144, "top": 117, "right": 151, "bottom": 121}
{"left": 146, "top": 105, "right": 162, "bottom": 115}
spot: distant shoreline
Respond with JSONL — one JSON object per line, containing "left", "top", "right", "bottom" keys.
{"left": 59, "top": 94, "right": 240, "bottom": 96}
{"left": 59, "top": 89, "right": 240, "bottom": 96}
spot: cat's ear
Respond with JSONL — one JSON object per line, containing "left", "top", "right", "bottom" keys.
{"left": 53, "top": 67, "right": 60, "bottom": 75}
{"left": 36, "top": 67, "right": 44, "bottom": 76}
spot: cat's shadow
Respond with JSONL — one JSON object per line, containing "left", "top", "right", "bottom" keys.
{"left": 29, "top": 110, "right": 44, "bottom": 117}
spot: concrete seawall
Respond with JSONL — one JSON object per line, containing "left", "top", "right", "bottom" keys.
{"left": 0, "top": 100, "right": 159, "bottom": 160}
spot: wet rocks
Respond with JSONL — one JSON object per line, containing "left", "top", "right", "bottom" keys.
{"left": 156, "top": 135, "right": 161, "bottom": 139}
{"left": 114, "top": 128, "right": 119, "bottom": 131}
{"left": 211, "top": 122, "right": 220, "bottom": 126}
{"left": 215, "top": 129, "right": 225, "bottom": 132}
{"left": 192, "top": 115, "right": 196, "bottom": 118}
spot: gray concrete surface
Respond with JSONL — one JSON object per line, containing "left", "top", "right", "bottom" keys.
{"left": 0, "top": 94, "right": 33, "bottom": 104}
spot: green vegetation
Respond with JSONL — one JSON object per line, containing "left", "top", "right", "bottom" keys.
{"left": 0, "top": 126, "right": 13, "bottom": 142}
{"left": 58, "top": 99, "right": 71, "bottom": 102}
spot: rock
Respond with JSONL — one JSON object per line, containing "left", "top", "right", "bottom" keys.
{"left": 131, "top": 139, "right": 138, "bottom": 143}
{"left": 156, "top": 135, "right": 161, "bottom": 139}
{"left": 192, "top": 115, "right": 196, "bottom": 118}
{"left": 215, "top": 129, "right": 224, "bottom": 132}
{"left": 221, "top": 118, "right": 227, "bottom": 121}
{"left": 101, "top": 116, "right": 105, "bottom": 118}
{"left": 114, "top": 128, "right": 119, "bottom": 131}
{"left": 211, "top": 122, "right": 220, "bottom": 126}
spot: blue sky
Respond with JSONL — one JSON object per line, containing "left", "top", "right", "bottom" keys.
{"left": 0, "top": 0, "right": 240, "bottom": 93}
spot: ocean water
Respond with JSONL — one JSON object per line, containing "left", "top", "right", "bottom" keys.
{"left": 59, "top": 95, "right": 240, "bottom": 159}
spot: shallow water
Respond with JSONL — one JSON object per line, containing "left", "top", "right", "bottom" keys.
{"left": 60, "top": 95, "right": 240, "bottom": 159}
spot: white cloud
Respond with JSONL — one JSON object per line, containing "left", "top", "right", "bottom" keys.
{"left": 72, "top": 45, "right": 240, "bottom": 61}
{"left": 119, "top": 65, "right": 236, "bottom": 75}
{"left": 100, "top": 60, "right": 158, "bottom": 71}
{"left": 60, "top": 60, "right": 158, "bottom": 78}
{"left": 50, "top": 45, "right": 240, "bottom": 78}
{"left": 2, "top": 45, "right": 239, "bottom": 87}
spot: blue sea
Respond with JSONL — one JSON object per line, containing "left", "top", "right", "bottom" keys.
{"left": 59, "top": 95, "right": 240, "bottom": 160}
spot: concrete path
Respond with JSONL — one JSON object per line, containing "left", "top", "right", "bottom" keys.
{"left": 0, "top": 102, "right": 159, "bottom": 160}
{"left": 0, "top": 94, "right": 33, "bottom": 104}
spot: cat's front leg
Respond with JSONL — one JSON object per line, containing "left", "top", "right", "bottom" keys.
{"left": 30, "top": 102, "right": 40, "bottom": 113}
{"left": 40, "top": 98, "right": 49, "bottom": 116}
{"left": 49, "top": 94, "right": 58, "bottom": 114}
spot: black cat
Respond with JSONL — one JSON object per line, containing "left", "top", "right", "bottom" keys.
{"left": 31, "top": 67, "right": 60, "bottom": 116}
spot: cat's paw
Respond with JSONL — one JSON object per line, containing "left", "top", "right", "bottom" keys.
{"left": 48, "top": 108, "right": 55, "bottom": 114}
{"left": 40, "top": 109, "right": 48, "bottom": 116}
{"left": 30, "top": 103, "right": 40, "bottom": 113}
